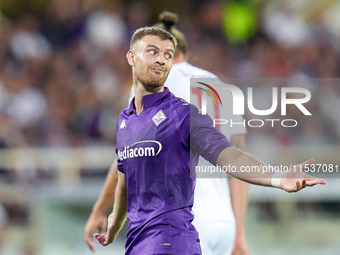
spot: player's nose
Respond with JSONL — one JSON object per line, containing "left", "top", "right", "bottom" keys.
{"left": 155, "top": 54, "right": 165, "bottom": 65}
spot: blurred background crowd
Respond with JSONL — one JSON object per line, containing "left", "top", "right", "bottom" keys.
{"left": 0, "top": 0, "right": 340, "bottom": 254}
{"left": 1, "top": 0, "right": 340, "bottom": 151}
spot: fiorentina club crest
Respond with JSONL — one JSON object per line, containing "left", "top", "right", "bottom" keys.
{"left": 152, "top": 110, "right": 167, "bottom": 126}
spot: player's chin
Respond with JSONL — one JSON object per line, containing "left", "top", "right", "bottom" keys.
{"left": 153, "top": 74, "right": 167, "bottom": 82}
{"left": 151, "top": 71, "right": 168, "bottom": 82}
{"left": 146, "top": 78, "right": 167, "bottom": 88}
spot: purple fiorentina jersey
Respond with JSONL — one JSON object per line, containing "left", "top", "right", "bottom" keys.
{"left": 116, "top": 87, "right": 231, "bottom": 255}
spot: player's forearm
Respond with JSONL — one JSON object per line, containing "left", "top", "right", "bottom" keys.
{"left": 109, "top": 171, "right": 127, "bottom": 237}
{"left": 229, "top": 177, "right": 248, "bottom": 237}
{"left": 216, "top": 147, "right": 273, "bottom": 186}
{"left": 229, "top": 135, "right": 248, "bottom": 236}
{"left": 93, "top": 161, "right": 118, "bottom": 214}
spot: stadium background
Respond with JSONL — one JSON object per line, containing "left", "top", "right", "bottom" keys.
{"left": 0, "top": 0, "right": 340, "bottom": 254}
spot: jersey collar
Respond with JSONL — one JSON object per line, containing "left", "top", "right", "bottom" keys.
{"left": 128, "top": 87, "right": 170, "bottom": 115}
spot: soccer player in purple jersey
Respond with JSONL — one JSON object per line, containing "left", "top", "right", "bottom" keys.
{"left": 85, "top": 12, "right": 248, "bottom": 255}
{"left": 93, "top": 27, "right": 326, "bottom": 254}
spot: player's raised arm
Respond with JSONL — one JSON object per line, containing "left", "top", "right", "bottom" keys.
{"left": 215, "top": 147, "right": 326, "bottom": 192}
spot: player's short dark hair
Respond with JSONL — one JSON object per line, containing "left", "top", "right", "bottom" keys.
{"left": 130, "top": 26, "right": 177, "bottom": 49}
{"left": 155, "top": 11, "right": 187, "bottom": 55}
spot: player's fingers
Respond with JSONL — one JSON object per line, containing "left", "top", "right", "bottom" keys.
{"left": 295, "top": 180, "right": 301, "bottom": 192}
{"left": 315, "top": 178, "right": 327, "bottom": 184}
{"left": 85, "top": 235, "right": 95, "bottom": 252}
{"left": 84, "top": 224, "right": 95, "bottom": 252}
{"left": 305, "top": 178, "right": 327, "bottom": 186}
{"left": 94, "top": 233, "right": 107, "bottom": 245}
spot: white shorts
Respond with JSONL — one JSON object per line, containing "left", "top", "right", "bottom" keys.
{"left": 195, "top": 221, "right": 236, "bottom": 255}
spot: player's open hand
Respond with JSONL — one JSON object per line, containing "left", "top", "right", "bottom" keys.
{"left": 94, "top": 213, "right": 117, "bottom": 246}
{"left": 84, "top": 210, "right": 107, "bottom": 252}
{"left": 280, "top": 158, "right": 326, "bottom": 192}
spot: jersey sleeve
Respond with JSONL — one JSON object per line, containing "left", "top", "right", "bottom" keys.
{"left": 116, "top": 150, "right": 124, "bottom": 173}
{"left": 187, "top": 105, "right": 232, "bottom": 165}
{"left": 116, "top": 113, "right": 125, "bottom": 174}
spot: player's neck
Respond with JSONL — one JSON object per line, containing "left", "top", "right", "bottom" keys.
{"left": 133, "top": 82, "right": 164, "bottom": 115}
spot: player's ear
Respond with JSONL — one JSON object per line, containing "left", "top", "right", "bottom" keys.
{"left": 126, "top": 50, "right": 135, "bottom": 67}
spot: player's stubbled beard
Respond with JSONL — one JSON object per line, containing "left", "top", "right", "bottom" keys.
{"left": 136, "top": 64, "right": 170, "bottom": 89}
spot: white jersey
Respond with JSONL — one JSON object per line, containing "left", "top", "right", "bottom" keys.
{"left": 128, "top": 62, "right": 247, "bottom": 254}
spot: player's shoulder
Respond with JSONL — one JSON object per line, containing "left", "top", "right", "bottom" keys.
{"left": 173, "top": 62, "right": 217, "bottom": 79}
{"left": 165, "top": 91, "right": 190, "bottom": 108}
{"left": 118, "top": 106, "right": 132, "bottom": 121}
{"left": 165, "top": 91, "right": 206, "bottom": 123}
{"left": 163, "top": 91, "right": 192, "bottom": 118}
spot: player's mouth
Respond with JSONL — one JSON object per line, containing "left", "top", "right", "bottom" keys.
{"left": 150, "top": 67, "right": 165, "bottom": 74}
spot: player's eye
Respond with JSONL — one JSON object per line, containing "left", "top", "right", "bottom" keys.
{"left": 148, "top": 50, "right": 156, "bottom": 55}
{"left": 164, "top": 53, "right": 173, "bottom": 60}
